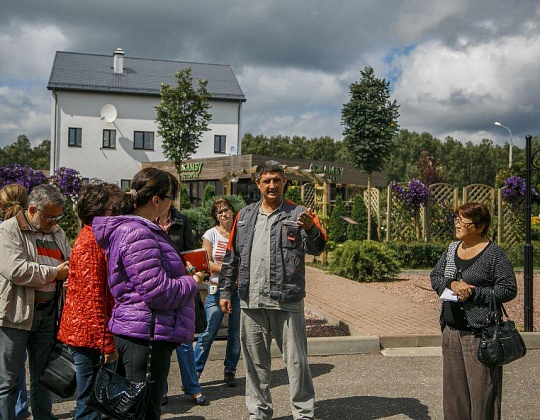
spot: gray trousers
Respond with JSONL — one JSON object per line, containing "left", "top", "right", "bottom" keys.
{"left": 442, "top": 326, "right": 502, "bottom": 420}
{"left": 0, "top": 306, "right": 57, "bottom": 420}
{"left": 241, "top": 308, "right": 315, "bottom": 420}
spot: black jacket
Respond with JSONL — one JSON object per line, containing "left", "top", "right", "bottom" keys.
{"left": 168, "top": 208, "right": 196, "bottom": 253}
{"left": 219, "top": 200, "right": 326, "bottom": 303}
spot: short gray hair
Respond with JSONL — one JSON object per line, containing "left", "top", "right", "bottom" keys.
{"left": 28, "top": 184, "right": 65, "bottom": 210}
{"left": 254, "top": 160, "right": 285, "bottom": 181}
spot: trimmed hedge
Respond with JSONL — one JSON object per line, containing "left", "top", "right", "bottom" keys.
{"left": 329, "top": 240, "right": 401, "bottom": 282}
{"left": 386, "top": 241, "right": 448, "bottom": 269}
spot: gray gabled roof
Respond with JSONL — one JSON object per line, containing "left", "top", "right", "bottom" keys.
{"left": 47, "top": 51, "right": 246, "bottom": 101}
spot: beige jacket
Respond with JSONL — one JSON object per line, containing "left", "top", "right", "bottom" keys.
{"left": 0, "top": 211, "right": 71, "bottom": 330}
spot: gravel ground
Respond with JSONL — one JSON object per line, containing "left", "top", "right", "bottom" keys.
{"left": 369, "top": 271, "right": 540, "bottom": 331}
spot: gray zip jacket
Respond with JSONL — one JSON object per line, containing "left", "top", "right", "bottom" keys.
{"left": 0, "top": 211, "right": 71, "bottom": 330}
{"left": 219, "top": 199, "right": 326, "bottom": 303}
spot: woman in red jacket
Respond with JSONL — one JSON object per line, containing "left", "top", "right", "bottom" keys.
{"left": 58, "top": 183, "right": 120, "bottom": 420}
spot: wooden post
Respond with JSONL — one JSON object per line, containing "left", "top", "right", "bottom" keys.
{"left": 424, "top": 203, "right": 430, "bottom": 243}
{"left": 386, "top": 185, "right": 392, "bottom": 242}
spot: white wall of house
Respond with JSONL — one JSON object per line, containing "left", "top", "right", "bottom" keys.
{"left": 50, "top": 91, "right": 241, "bottom": 184}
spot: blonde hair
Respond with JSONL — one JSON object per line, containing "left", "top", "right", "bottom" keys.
{"left": 0, "top": 184, "right": 28, "bottom": 220}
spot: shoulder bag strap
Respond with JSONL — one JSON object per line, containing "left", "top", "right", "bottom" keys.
{"left": 146, "top": 310, "right": 156, "bottom": 382}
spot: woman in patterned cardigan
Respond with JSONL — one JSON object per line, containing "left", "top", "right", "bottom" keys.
{"left": 431, "top": 202, "right": 517, "bottom": 420}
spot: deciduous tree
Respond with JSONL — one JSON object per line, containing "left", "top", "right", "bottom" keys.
{"left": 155, "top": 68, "right": 212, "bottom": 178}
{"left": 341, "top": 66, "right": 400, "bottom": 239}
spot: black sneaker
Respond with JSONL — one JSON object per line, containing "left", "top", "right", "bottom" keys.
{"left": 224, "top": 372, "right": 237, "bottom": 387}
{"left": 162, "top": 395, "right": 168, "bottom": 406}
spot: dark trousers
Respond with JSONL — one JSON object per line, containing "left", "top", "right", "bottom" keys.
{"left": 114, "top": 335, "right": 176, "bottom": 420}
{"left": 442, "top": 326, "right": 502, "bottom": 420}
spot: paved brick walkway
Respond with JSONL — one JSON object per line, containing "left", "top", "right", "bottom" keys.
{"left": 304, "top": 266, "right": 441, "bottom": 336}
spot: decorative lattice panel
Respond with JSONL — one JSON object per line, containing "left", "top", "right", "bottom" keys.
{"left": 427, "top": 183, "right": 457, "bottom": 242}
{"left": 363, "top": 188, "right": 381, "bottom": 239}
{"left": 463, "top": 184, "right": 495, "bottom": 212}
{"left": 302, "top": 182, "right": 315, "bottom": 210}
{"left": 387, "top": 184, "right": 417, "bottom": 242}
{"left": 499, "top": 191, "right": 524, "bottom": 245}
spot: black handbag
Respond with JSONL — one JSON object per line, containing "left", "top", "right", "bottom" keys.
{"left": 39, "top": 341, "right": 77, "bottom": 398}
{"left": 86, "top": 311, "right": 155, "bottom": 420}
{"left": 477, "top": 290, "right": 527, "bottom": 366}
{"left": 194, "top": 291, "right": 207, "bottom": 333}
{"left": 38, "top": 282, "right": 77, "bottom": 398}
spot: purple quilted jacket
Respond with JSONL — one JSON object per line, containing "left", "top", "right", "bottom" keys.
{"left": 92, "top": 215, "right": 198, "bottom": 344}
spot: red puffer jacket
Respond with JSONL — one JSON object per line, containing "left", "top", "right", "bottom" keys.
{"left": 58, "top": 224, "right": 115, "bottom": 353}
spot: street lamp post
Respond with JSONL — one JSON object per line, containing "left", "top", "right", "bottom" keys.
{"left": 524, "top": 134, "right": 535, "bottom": 331}
{"left": 494, "top": 121, "right": 513, "bottom": 168}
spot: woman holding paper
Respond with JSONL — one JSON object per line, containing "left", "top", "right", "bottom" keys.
{"left": 194, "top": 198, "right": 241, "bottom": 387}
{"left": 430, "top": 202, "right": 517, "bottom": 420}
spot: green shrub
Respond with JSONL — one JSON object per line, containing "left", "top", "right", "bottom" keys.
{"left": 285, "top": 185, "right": 303, "bottom": 205}
{"left": 202, "top": 184, "right": 216, "bottom": 205}
{"left": 180, "top": 183, "right": 190, "bottom": 210}
{"left": 386, "top": 241, "right": 448, "bottom": 269}
{"left": 498, "top": 241, "right": 540, "bottom": 267}
{"left": 328, "top": 195, "right": 347, "bottom": 242}
{"left": 329, "top": 240, "right": 401, "bottom": 282}
{"left": 347, "top": 194, "right": 367, "bottom": 241}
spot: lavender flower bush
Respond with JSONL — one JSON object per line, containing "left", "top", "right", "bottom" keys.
{"left": 502, "top": 176, "right": 537, "bottom": 205}
{"left": 51, "top": 167, "right": 82, "bottom": 199}
{"left": 0, "top": 163, "right": 47, "bottom": 191}
{"left": 390, "top": 179, "right": 430, "bottom": 216}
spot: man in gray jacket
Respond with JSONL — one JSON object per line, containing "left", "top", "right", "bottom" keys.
{"left": 219, "top": 160, "right": 326, "bottom": 420}
{"left": 0, "top": 184, "right": 70, "bottom": 420}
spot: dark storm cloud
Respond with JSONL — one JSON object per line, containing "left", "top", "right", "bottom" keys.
{"left": 1, "top": 0, "right": 540, "bottom": 147}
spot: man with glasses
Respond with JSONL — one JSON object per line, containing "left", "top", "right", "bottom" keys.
{"left": 0, "top": 184, "right": 71, "bottom": 420}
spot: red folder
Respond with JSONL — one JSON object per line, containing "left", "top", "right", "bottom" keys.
{"left": 179, "top": 248, "right": 209, "bottom": 272}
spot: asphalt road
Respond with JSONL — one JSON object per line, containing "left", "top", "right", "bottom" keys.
{"left": 51, "top": 349, "right": 540, "bottom": 419}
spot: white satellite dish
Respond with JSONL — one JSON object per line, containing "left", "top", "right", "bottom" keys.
{"left": 229, "top": 145, "right": 237, "bottom": 156}
{"left": 100, "top": 104, "right": 117, "bottom": 123}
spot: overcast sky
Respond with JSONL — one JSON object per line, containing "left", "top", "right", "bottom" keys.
{"left": 1, "top": 0, "right": 539, "bottom": 150}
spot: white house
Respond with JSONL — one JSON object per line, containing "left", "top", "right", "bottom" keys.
{"left": 47, "top": 48, "right": 246, "bottom": 188}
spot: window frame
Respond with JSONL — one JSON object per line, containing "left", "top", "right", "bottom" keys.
{"left": 133, "top": 131, "right": 154, "bottom": 150}
{"left": 102, "top": 129, "right": 116, "bottom": 149}
{"left": 68, "top": 127, "right": 82, "bottom": 147}
{"left": 121, "top": 179, "right": 131, "bottom": 191}
{"left": 214, "top": 135, "right": 226, "bottom": 154}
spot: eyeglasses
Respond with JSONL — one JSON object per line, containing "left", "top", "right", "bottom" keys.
{"left": 161, "top": 195, "right": 175, "bottom": 201}
{"left": 454, "top": 217, "right": 475, "bottom": 227}
{"left": 38, "top": 209, "right": 64, "bottom": 222}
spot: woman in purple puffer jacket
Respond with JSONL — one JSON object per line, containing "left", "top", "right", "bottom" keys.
{"left": 92, "top": 168, "right": 200, "bottom": 420}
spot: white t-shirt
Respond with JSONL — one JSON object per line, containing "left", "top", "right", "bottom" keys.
{"left": 202, "top": 227, "right": 229, "bottom": 284}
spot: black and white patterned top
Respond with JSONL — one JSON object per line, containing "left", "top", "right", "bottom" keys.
{"left": 431, "top": 241, "right": 517, "bottom": 329}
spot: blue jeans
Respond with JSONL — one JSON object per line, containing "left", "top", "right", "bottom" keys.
{"left": 164, "top": 343, "right": 201, "bottom": 396}
{"left": 194, "top": 289, "right": 240, "bottom": 375}
{"left": 15, "top": 351, "right": 29, "bottom": 419}
{"left": 0, "top": 305, "right": 57, "bottom": 420}
{"left": 69, "top": 346, "right": 117, "bottom": 420}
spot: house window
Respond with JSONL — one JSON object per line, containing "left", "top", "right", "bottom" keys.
{"left": 121, "top": 179, "right": 131, "bottom": 191}
{"left": 134, "top": 131, "right": 154, "bottom": 150}
{"left": 214, "top": 135, "right": 226, "bottom": 153}
{"left": 68, "top": 128, "right": 82, "bottom": 147}
{"left": 103, "top": 129, "right": 116, "bottom": 149}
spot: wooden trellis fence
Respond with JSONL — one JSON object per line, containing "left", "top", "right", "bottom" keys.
{"left": 363, "top": 187, "right": 381, "bottom": 240}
